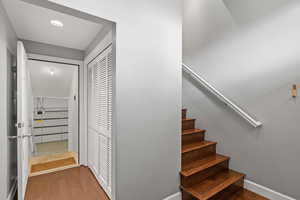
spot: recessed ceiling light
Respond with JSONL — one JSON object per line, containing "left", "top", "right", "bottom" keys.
{"left": 50, "top": 20, "right": 63, "bottom": 28}
{"left": 49, "top": 68, "right": 54, "bottom": 76}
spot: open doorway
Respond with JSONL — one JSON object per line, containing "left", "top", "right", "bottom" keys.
{"left": 28, "top": 58, "right": 80, "bottom": 176}
{"left": 1, "top": 0, "right": 116, "bottom": 199}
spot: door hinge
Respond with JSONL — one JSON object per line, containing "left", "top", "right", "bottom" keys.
{"left": 8, "top": 136, "right": 18, "bottom": 140}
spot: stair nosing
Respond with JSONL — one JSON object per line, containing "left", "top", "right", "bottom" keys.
{"left": 182, "top": 141, "right": 217, "bottom": 154}
{"left": 181, "top": 170, "right": 245, "bottom": 200}
{"left": 182, "top": 118, "right": 195, "bottom": 122}
{"left": 182, "top": 129, "right": 206, "bottom": 136}
{"left": 181, "top": 154, "right": 230, "bottom": 177}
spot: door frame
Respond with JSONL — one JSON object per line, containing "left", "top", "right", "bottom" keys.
{"left": 1, "top": 48, "right": 18, "bottom": 200}
{"left": 27, "top": 53, "right": 85, "bottom": 164}
{"left": 7, "top": 49, "right": 17, "bottom": 200}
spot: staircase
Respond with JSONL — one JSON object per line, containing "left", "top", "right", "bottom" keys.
{"left": 181, "top": 109, "right": 269, "bottom": 200}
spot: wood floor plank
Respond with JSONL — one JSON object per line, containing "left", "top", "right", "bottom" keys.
{"left": 25, "top": 166, "right": 110, "bottom": 200}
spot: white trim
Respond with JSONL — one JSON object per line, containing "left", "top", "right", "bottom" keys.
{"left": 89, "top": 164, "right": 112, "bottom": 198}
{"left": 1, "top": 46, "right": 9, "bottom": 200}
{"left": 6, "top": 181, "right": 17, "bottom": 200}
{"left": 162, "top": 192, "right": 181, "bottom": 200}
{"left": 84, "top": 31, "right": 113, "bottom": 64}
{"left": 26, "top": 53, "right": 86, "bottom": 165}
{"left": 245, "top": 180, "right": 296, "bottom": 200}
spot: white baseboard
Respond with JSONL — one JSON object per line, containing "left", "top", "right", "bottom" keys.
{"left": 163, "top": 192, "right": 181, "bottom": 200}
{"left": 6, "top": 181, "right": 17, "bottom": 200}
{"left": 245, "top": 179, "right": 296, "bottom": 200}
{"left": 162, "top": 180, "right": 296, "bottom": 200}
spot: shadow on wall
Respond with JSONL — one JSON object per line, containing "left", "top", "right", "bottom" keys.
{"left": 223, "top": 0, "right": 299, "bottom": 26}
{"left": 184, "top": 1, "right": 300, "bottom": 105}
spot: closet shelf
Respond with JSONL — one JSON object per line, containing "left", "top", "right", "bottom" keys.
{"left": 33, "top": 110, "right": 68, "bottom": 113}
{"left": 33, "top": 124, "right": 68, "bottom": 129}
{"left": 34, "top": 117, "right": 68, "bottom": 121}
{"left": 33, "top": 132, "right": 68, "bottom": 137}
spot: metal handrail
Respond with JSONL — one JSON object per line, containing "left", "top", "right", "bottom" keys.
{"left": 182, "top": 63, "right": 262, "bottom": 128}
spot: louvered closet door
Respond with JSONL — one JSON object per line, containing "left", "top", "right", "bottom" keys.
{"left": 88, "top": 63, "right": 99, "bottom": 175}
{"left": 87, "top": 45, "right": 113, "bottom": 198}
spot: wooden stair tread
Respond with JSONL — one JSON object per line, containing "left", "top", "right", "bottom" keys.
{"left": 226, "top": 188, "right": 269, "bottom": 200}
{"left": 181, "top": 154, "right": 230, "bottom": 177}
{"left": 182, "top": 129, "right": 206, "bottom": 136}
{"left": 182, "top": 141, "right": 217, "bottom": 154}
{"left": 181, "top": 170, "right": 245, "bottom": 200}
{"left": 182, "top": 118, "right": 195, "bottom": 122}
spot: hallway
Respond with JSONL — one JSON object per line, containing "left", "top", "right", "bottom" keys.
{"left": 25, "top": 166, "right": 110, "bottom": 200}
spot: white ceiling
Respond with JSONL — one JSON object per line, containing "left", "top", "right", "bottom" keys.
{"left": 2, "top": 0, "right": 104, "bottom": 50}
{"left": 28, "top": 60, "right": 77, "bottom": 98}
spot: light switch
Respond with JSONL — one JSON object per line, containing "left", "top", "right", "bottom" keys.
{"left": 292, "top": 84, "right": 297, "bottom": 98}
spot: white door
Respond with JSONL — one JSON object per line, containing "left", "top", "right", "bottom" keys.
{"left": 17, "top": 41, "right": 31, "bottom": 200}
{"left": 87, "top": 45, "right": 113, "bottom": 198}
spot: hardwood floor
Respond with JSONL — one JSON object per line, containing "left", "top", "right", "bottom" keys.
{"left": 25, "top": 166, "right": 110, "bottom": 200}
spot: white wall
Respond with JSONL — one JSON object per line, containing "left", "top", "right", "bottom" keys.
{"left": 183, "top": 0, "right": 300, "bottom": 199}
{"left": 28, "top": 59, "right": 78, "bottom": 98}
{"left": 68, "top": 70, "right": 78, "bottom": 153}
{"left": 183, "top": 0, "right": 236, "bottom": 59}
{"left": 46, "top": 1, "right": 182, "bottom": 200}
{"left": 0, "top": 1, "right": 17, "bottom": 200}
